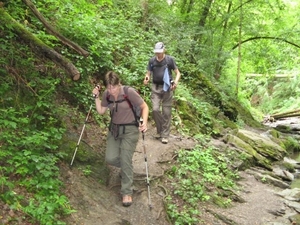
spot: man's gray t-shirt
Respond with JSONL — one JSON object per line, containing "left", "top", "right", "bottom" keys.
{"left": 147, "top": 55, "right": 177, "bottom": 85}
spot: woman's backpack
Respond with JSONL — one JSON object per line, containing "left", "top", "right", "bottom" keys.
{"left": 106, "top": 86, "right": 141, "bottom": 126}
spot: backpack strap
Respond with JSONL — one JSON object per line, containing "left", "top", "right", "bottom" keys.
{"left": 165, "top": 55, "right": 170, "bottom": 68}
{"left": 150, "top": 57, "right": 155, "bottom": 70}
{"left": 150, "top": 55, "right": 171, "bottom": 70}
{"left": 107, "top": 86, "right": 139, "bottom": 128}
{"left": 123, "top": 86, "right": 139, "bottom": 126}
{"left": 107, "top": 88, "right": 124, "bottom": 130}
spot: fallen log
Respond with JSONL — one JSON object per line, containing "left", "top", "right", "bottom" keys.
{"left": 0, "top": 8, "right": 80, "bottom": 80}
{"left": 273, "top": 113, "right": 300, "bottom": 120}
{"left": 271, "top": 109, "right": 300, "bottom": 120}
{"left": 22, "top": 0, "right": 89, "bottom": 57}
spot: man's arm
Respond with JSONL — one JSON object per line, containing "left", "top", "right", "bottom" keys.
{"left": 171, "top": 68, "right": 181, "bottom": 90}
{"left": 173, "top": 68, "right": 181, "bottom": 84}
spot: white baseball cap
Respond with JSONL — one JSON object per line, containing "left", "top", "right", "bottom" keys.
{"left": 153, "top": 42, "right": 165, "bottom": 53}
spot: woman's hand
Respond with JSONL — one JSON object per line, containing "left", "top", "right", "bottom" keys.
{"left": 139, "top": 117, "right": 148, "bottom": 133}
{"left": 139, "top": 121, "right": 148, "bottom": 133}
{"left": 92, "top": 85, "right": 101, "bottom": 98}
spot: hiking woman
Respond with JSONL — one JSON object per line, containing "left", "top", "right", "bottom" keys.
{"left": 92, "top": 71, "right": 149, "bottom": 207}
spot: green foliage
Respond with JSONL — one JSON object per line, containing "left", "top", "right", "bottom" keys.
{"left": 283, "top": 136, "right": 300, "bottom": 155}
{"left": 0, "top": 110, "right": 73, "bottom": 224}
{"left": 2, "top": 0, "right": 300, "bottom": 223}
{"left": 173, "top": 84, "right": 214, "bottom": 136}
{"left": 34, "top": 0, "right": 153, "bottom": 84}
{"left": 79, "top": 165, "right": 92, "bottom": 176}
{"left": 240, "top": 75, "right": 300, "bottom": 115}
{"left": 0, "top": 75, "right": 73, "bottom": 224}
{"left": 166, "top": 141, "right": 238, "bottom": 224}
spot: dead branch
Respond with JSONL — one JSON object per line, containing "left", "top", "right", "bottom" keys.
{"left": 271, "top": 109, "right": 300, "bottom": 117}
{"left": 0, "top": 8, "right": 80, "bottom": 80}
{"left": 272, "top": 113, "right": 300, "bottom": 120}
{"left": 22, "top": 0, "right": 89, "bottom": 57}
{"left": 271, "top": 109, "right": 300, "bottom": 120}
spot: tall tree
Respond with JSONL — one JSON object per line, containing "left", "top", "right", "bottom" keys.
{"left": 236, "top": 0, "right": 243, "bottom": 96}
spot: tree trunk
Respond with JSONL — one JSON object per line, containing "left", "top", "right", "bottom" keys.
{"left": 236, "top": 0, "right": 243, "bottom": 96}
{"left": 22, "top": 0, "right": 89, "bottom": 57}
{"left": 213, "top": 1, "right": 232, "bottom": 79}
{"left": 0, "top": 8, "right": 80, "bottom": 81}
{"left": 198, "top": 0, "right": 213, "bottom": 28}
{"left": 188, "top": 0, "right": 213, "bottom": 64}
{"left": 271, "top": 109, "right": 300, "bottom": 120}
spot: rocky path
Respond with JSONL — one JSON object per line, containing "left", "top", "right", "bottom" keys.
{"left": 60, "top": 122, "right": 299, "bottom": 225}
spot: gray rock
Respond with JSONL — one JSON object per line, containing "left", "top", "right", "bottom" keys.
{"left": 276, "top": 188, "right": 300, "bottom": 201}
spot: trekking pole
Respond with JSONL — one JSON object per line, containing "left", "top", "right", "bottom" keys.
{"left": 70, "top": 85, "right": 100, "bottom": 166}
{"left": 140, "top": 118, "right": 152, "bottom": 209}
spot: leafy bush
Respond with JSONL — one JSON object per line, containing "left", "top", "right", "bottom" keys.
{"left": 0, "top": 82, "right": 74, "bottom": 224}
{"left": 165, "top": 140, "right": 238, "bottom": 224}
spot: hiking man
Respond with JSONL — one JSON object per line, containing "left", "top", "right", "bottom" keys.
{"left": 92, "top": 71, "right": 149, "bottom": 207}
{"left": 143, "top": 42, "right": 181, "bottom": 144}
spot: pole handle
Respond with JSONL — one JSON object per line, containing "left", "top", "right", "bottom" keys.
{"left": 92, "top": 84, "right": 101, "bottom": 98}
{"left": 140, "top": 118, "right": 145, "bottom": 139}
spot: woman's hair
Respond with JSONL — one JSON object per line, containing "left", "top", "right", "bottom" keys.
{"left": 104, "top": 71, "right": 120, "bottom": 86}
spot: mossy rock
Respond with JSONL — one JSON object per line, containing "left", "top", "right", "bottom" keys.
{"left": 268, "top": 129, "right": 280, "bottom": 138}
{"left": 176, "top": 98, "right": 213, "bottom": 135}
{"left": 194, "top": 73, "right": 238, "bottom": 122}
{"left": 275, "top": 125, "right": 291, "bottom": 133}
{"left": 280, "top": 161, "right": 296, "bottom": 173}
{"left": 234, "top": 129, "right": 286, "bottom": 161}
{"left": 289, "top": 213, "right": 300, "bottom": 224}
{"left": 224, "top": 133, "right": 272, "bottom": 170}
{"left": 59, "top": 131, "right": 100, "bottom": 163}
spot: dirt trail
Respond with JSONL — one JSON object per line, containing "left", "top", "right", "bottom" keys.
{"left": 61, "top": 122, "right": 288, "bottom": 225}
{"left": 61, "top": 123, "right": 196, "bottom": 225}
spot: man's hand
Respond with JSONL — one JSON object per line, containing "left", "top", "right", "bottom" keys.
{"left": 143, "top": 76, "right": 150, "bottom": 85}
{"left": 171, "top": 81, "right": 177, "bottom": 91}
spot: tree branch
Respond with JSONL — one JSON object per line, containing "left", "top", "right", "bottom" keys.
{"left": 0, "top": 8, "right": 80, "bottom": 80}
{"left": 22, "top": 0, "right": 89, "bottom": 57}
{"left": 232, "top": 36, "right": 300, "bottom": 50}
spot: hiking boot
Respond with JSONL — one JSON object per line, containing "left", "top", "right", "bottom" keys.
{"left": 122, "top": 195, "right": 132, "bottom": 207}
{"left": 154, "top": 133, "right": 161, "bottom": 139}
{"left": 161, "top": 138, "right": 168, "bottom": 144}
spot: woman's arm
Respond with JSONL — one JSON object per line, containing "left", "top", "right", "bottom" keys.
{"left": 139, "top": 101, "right": 149, "bottom": 132}
{"left": 92, "top": 86, "right": 108, "bottom": 115}
{"left": 94, "top": 97, "right": 107, "bottom": 115}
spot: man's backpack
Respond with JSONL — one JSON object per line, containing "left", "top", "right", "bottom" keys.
{"left": 106, "top": 86, "right": 141, "bottom": 126}
{"left": 150, "top": 55, "right": 173, "bottom": 84}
